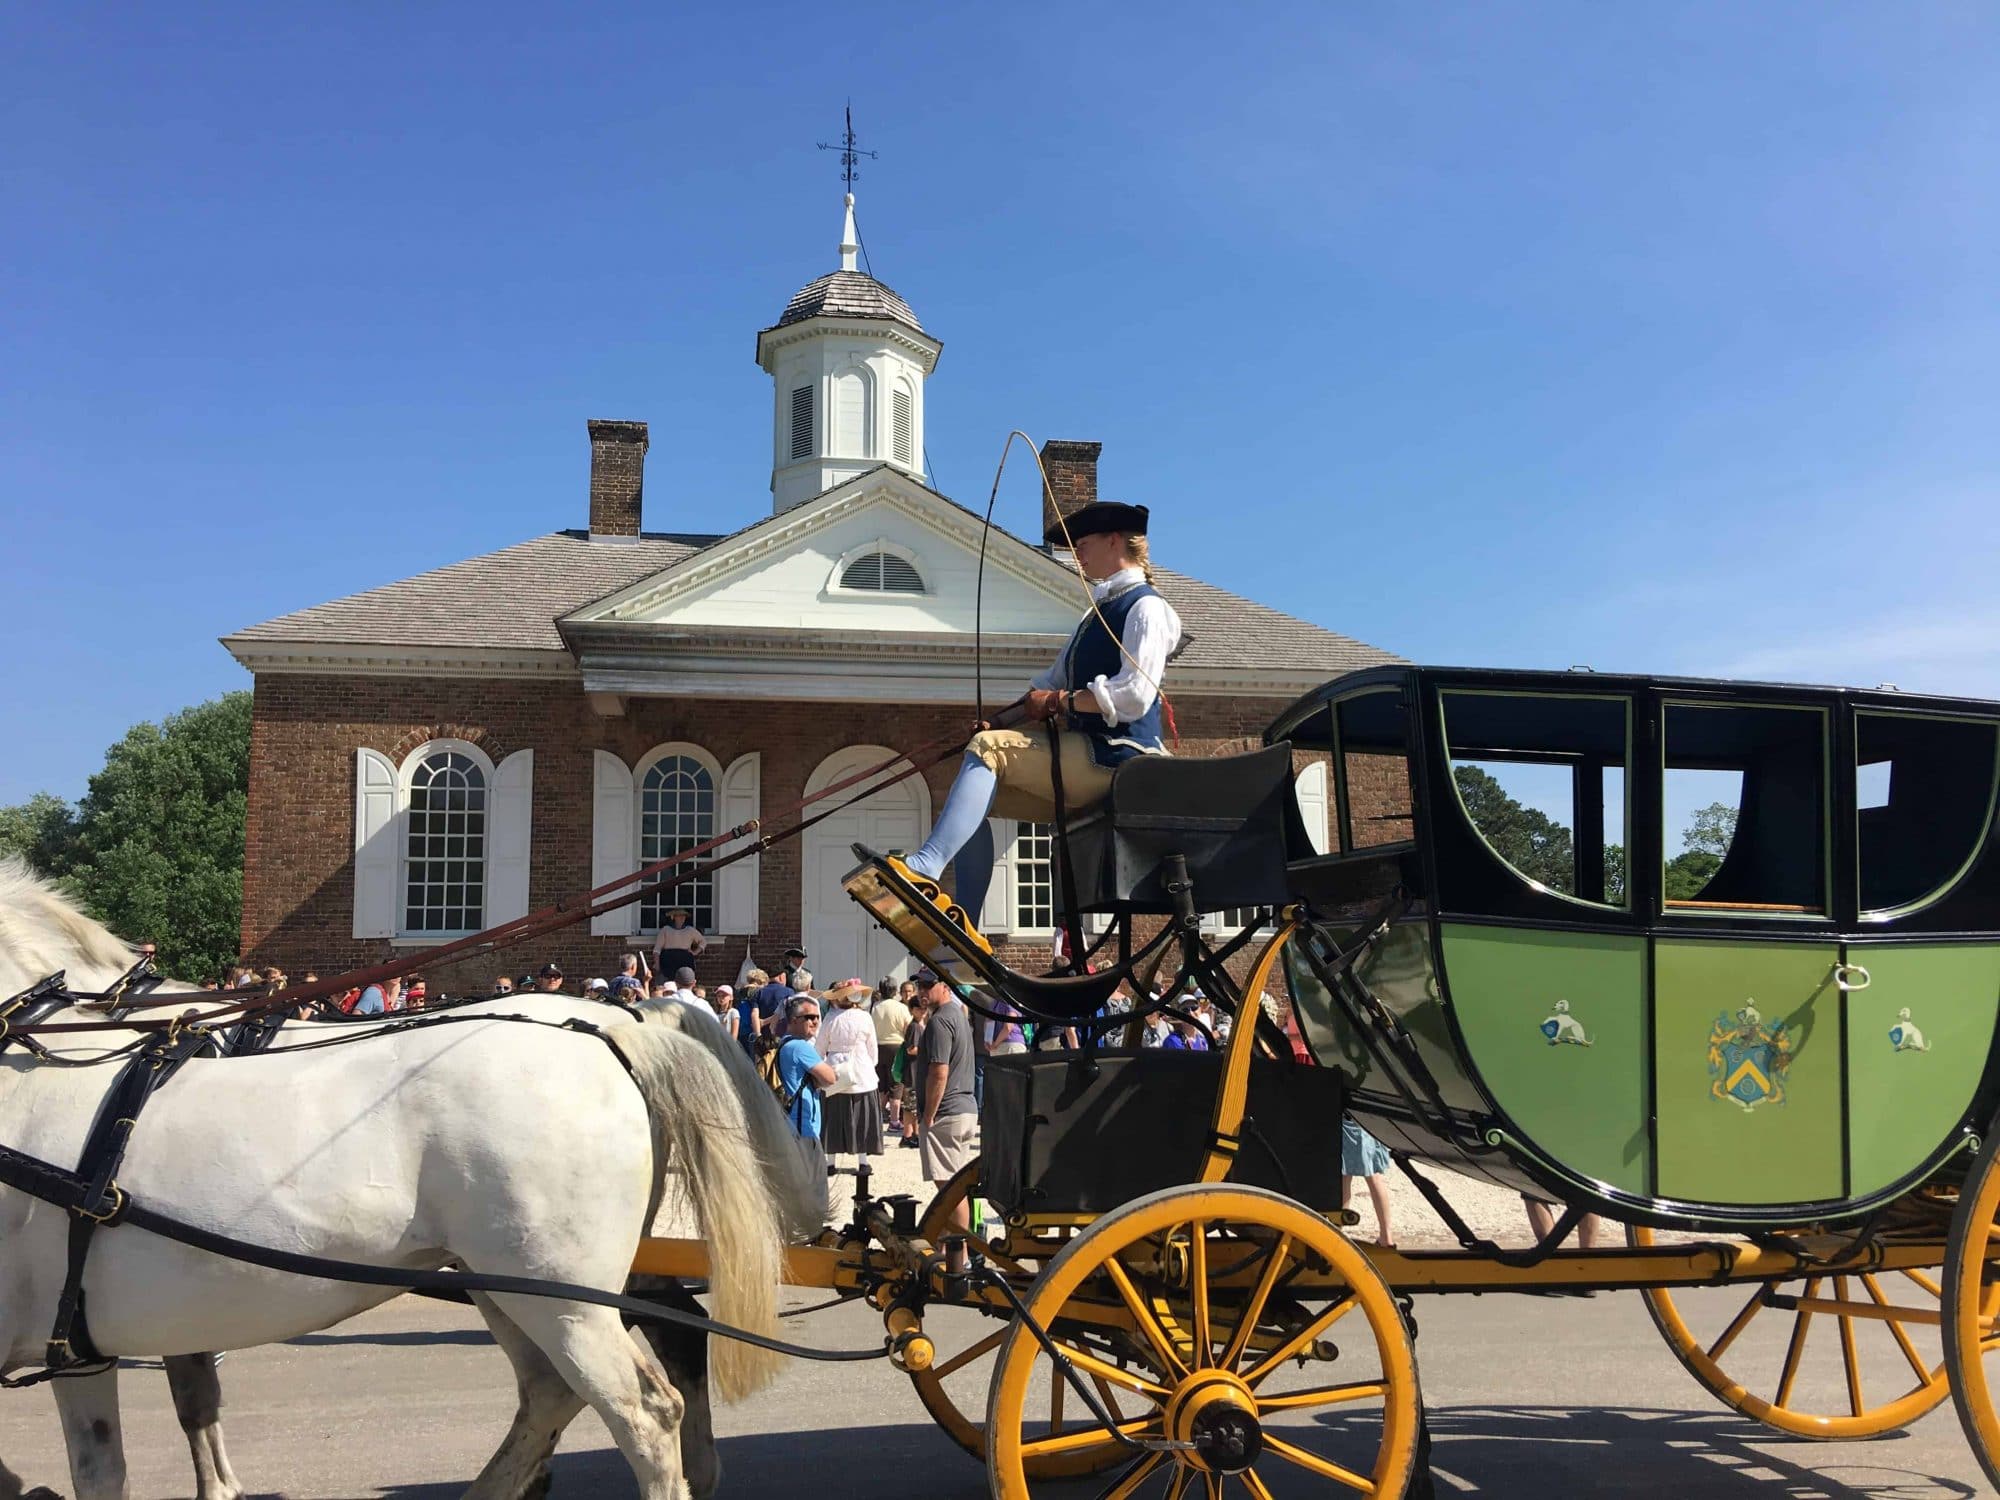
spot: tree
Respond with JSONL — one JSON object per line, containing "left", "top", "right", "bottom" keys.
{"left": 1665, "top": 801, "right": 1738, "bottom": 902}
{"left": 61, "top": 692, "right": 253, "bottom": 982}
{"left": 0, "top": 792, "right": 76, "bottom": 876}
{"left": 1453, "top": 766, "right": 1577, "bottom": 893}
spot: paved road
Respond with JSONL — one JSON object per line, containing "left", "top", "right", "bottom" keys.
{"left": 0, "top": 1288, "right": 1988, "bottom": 1498}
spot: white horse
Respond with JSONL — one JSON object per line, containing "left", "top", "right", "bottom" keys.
{"left": 0, "top": 862, "right": 820, "bottom": 1500}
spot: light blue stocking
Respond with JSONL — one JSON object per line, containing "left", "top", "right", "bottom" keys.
{"left": 907, "top": 753, "right": 999, "bottom": 918}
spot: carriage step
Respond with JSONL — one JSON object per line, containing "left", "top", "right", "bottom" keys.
{"left": 842, "top": 848, "right": 992, "bottom": 983}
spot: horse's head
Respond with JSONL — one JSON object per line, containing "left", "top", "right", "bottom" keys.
{"left": 0, "top": 856, "right": 156, "bottom": 1000}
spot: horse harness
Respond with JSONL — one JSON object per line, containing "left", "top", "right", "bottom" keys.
{"left": 0, "top": 1004, "right": 889, "bottom": 1386}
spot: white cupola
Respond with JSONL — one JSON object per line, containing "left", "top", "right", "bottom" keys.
{"left": 755, "top": 193, "right": 942, "bottom": 513}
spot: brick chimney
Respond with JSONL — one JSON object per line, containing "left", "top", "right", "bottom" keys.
{"left": 1039, "top": 439, "right": 1101, "bottom": 545}
{"left": 587, "top": 419, "right": 648, "bottom": 537}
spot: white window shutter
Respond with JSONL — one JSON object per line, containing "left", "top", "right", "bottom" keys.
{"left": 352, "top": 748, "right": 400, "bottom": 939}
{"left": 489, "top": 749, "right": 534, "bottom": 926}
{"left": 716, "top": 752, "right": 761, "bottom": 935}
{"left": 1295, "top": 760, "right": 1331, "bottom": 856}
{"left": 980, "top": 817, "right": 1016, "bottom": 935}
{"left": 591, "top": 749, "right": 637, "bottom": 937}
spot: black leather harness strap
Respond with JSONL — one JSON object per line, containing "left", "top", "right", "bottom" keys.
{"left": 44, "top": 1025, "right": 213, "bottom": 1374}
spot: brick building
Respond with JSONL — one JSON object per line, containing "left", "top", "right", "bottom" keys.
{"left": 225, "top": 193, "right": 1400, "bottom": 993}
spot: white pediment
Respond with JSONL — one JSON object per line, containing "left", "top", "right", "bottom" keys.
{"left": 567, "top": 469, "right": 1082, "bottom": 638}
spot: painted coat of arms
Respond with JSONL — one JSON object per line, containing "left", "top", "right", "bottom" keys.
{"left": 1708, "top": 1001, "right": 1793, "bottom": 1110}
{"left": 1889, "top": 1007, "right": 1931, "bottom": 1053}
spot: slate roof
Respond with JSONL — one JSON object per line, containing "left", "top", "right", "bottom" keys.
{"left": 226, "top": 531, "right": 1401, "bottom": 677}
{"left": 772, "top": 269, "right": 923, "bottom": 332}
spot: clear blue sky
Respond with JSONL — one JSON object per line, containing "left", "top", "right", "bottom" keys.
{"left": 5, "top": 2, "right": 1997, "bottom": 808}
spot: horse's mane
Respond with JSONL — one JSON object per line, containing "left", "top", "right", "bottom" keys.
{"left": 0, "top": 856, "right": 137, "bottom": 993}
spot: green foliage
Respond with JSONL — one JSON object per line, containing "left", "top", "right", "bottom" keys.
{"left": 0, "top": 792, "right": 76, "bottom": 876}
{"left": 1665, "top": 802, "right": 1738, "bottom": 902}
{"left": 1603, "top": 842, "right": 1628, "bottom": 906}
{"left": 1453, "top": 765, "right": 1577, "bottom": 893}
{"left": 55, "top": 693, "right": 253, "bottom": 982}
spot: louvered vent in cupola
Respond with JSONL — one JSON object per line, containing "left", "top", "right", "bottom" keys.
{"left": 892, "top": 389, "right": 914, "bottom": 466}
{"left": 790, "top": 386, "right": 814, "bottom": 461}
{"left": 840, "top": 549, "right": 926, "bottom": 594}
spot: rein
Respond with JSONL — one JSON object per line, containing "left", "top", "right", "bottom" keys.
{"left": 11, "top": 723, "right": 992, "bottom": 1036}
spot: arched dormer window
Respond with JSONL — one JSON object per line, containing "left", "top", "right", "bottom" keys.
{"left": 832, "top": 540, "right": 927, "bottom": 596}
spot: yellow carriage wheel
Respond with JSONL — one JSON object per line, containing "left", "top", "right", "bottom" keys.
{"left": 1942, "top": 1130, "right": 2000, "bottom": 1490}
{"left": 904, "top": 1165, "right": 1112, "bottom": 1476}
{"left": 986, "top": 1184, "right": 1420, "bottom": 1500}
{"left": 1629, "top": 1224, "right": 1952, "bottom": 1438}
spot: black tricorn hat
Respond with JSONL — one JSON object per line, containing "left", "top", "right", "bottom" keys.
{"left": 1045, "top": 500, "right": 1149, "bottom": 547}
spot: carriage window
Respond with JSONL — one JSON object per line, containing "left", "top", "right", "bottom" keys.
{"left": 1440, "top": 691, "right": 1630, "bottom": 909}
{"left": 1857, "top": 712, "right": 1999, "bottom": 916}
{"left": 1661, "top": 703, "right": 1826, "bottom": 916}
{"left": 1336, "top": 690, "right": 1415, "bottom": 850}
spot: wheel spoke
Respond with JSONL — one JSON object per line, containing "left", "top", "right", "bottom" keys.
{"left": 1238, "top": 1471, "right": 1277, "bottom": 1500}
{"left": 1190, "top": 1221, "right": 1211, "bottom": 1368}
{"left": 1862, "top": 1272, "right": 1938, "bottom": 1386}
{"left": 1166, "top": 1465, "right": 1196, "bottom": 1500}
{"left": 1706, "top": 1286, "right": 1767, "bottom": 1361}
{"left": 1774, "top": 1278, "right": 1819, "bottom": 1410}
{"left": 1050, "top": 1365, "right": 1065, "bottom": 1437}
{"left": 1021, "top": 1416, "right": 1157, "bottom": 1459}
{"left": 1902, "top": 1267, "right": 1944, "bottom": 1300}
{"left": 1261, "top": 1432, "right": 1376, "bottom": 1493}
{"left": 1836, "top": 1276, "right": 1866, "bottom": 1418}
{"left": 1054, "top": 1342, "right": 1171, "bottom": 1400}
{"left": 1203, "top": 1473, "right": 1223, "bottom": 1500}
{"left": 1093, "top": 1451, "right": 1167, "bottom": 1500}
{"left": 1257, "top": 1378, "right": 1388, "bottom": 1412}
{"left": 1094, "top": 1374, "right": 1130, "bottom": 1425}
{"left": 1243, "top": 1295, "right": 1359, "bottom": 1388}
{"left": 1221, "top": 1233, "right": 1293, "bottom": 1368}
{"left": 933, "top": 1326, "right": 1008, "bottom": 1380}
{"left": 1103, "top": 1252, "right": 1192, "bottom": 1381}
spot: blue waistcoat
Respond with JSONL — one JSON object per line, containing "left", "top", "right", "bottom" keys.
{"left": 1060, "top": 582, "right": 1166, "bottom": 768}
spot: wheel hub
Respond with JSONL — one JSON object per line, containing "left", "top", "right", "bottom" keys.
{"left": 1165, "top": 1370, "right": 1263, "bottom": 1474}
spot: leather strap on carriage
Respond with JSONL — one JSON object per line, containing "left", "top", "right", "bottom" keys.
{"left": 1044, "top": 720, "right": 1088, "bottom": 976}
{"left": 39, "top": 1024, "right": 213, "bottom": 1377}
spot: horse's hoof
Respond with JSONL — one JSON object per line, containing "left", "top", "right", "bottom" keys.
{"left": 25, "top": 1487, "right": 64, "bottom": 1500}
{"left": 520, "top": 1469, "right": 553, "bottom": 1500}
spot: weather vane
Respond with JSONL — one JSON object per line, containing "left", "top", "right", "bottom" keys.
{"left": 817, "top": 103, "right": 877, "bottom": 190}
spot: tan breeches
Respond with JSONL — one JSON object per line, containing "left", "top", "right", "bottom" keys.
{"left": 966, "top": 728, "right": 1115, "bottom": 824}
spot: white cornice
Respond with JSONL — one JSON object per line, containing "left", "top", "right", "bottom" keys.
{"left": 221, "top": 640, "right": 577, "bottom": 680}
{"left": 755, "top": 315, "right": 941, "bottom": 372}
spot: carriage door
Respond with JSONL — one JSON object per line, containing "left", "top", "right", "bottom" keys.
{"left": 1843, "top": 711, "right": 2000, "bottom": 1197}
{"left": 1652, "top": 700, "right": 1842, "bottom": 1204}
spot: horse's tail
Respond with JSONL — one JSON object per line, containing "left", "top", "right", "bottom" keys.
{"left": 605, "top": 1023, "right": 787, "bottom": 1402}
{"left": 640, "top": 1004, "right": 827, "bottom": 1241}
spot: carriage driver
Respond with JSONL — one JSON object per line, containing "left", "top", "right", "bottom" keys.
{"left": 888, "top": 500, "right": 1182, "bottom": 931}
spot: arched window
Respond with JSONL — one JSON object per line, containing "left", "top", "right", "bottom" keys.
{"left": 839, "top": 548, "right": 926, "bottom": 594}
{"left": 404, "top": 749, "right": 487, "bottom": 933}
{"left": 638, "top": 754, "right": 717, "bottom": 932}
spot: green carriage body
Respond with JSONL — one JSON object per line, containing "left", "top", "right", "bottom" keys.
{"left": 1267, "top": 665, "right": 2000, "bottom": 1230}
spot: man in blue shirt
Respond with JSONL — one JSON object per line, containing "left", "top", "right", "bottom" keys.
{"left": 777, "top": 994, "right": 837, "bottom": 1142}
{"left": 353, "top": 975, "right": 400, "bottom": 1015}
{"left": 747, "top": 968, "right": 794, "bottom": 1053}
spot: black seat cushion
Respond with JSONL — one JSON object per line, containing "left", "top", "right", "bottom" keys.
{"left": 1060, "top": 742, "right": 1298, "bottom": 914}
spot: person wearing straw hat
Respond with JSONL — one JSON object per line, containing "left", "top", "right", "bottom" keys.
{"left": 650, "top": 905, "right": 706, "bottom": 979}
{"left": 816, "top": 978, "right": 883, "bottom": 1159}
{"left": 887, "top": 500, "right": 1182, "bottom": 928}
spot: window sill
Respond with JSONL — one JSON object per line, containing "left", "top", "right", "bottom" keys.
{"left": 390, "top": 934, "right": 474, "bottom": 948}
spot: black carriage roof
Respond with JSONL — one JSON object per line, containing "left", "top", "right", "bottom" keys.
{"left": 1271, "top": 663, "right": 2000, "bottom": 733}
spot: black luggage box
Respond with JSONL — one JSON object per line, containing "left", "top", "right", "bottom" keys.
{"left": 979, "top": 1048, "right": 1346, "bottom": 1217}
